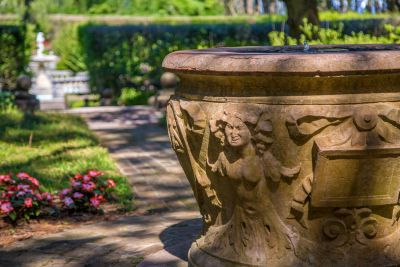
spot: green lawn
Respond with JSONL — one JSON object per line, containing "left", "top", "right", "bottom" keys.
{"left": 0, "top": 110, "right": 133, "bottom": 209}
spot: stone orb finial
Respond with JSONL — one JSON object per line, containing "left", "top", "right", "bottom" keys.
{"left": 160, "top": 72, "right": 178, "bottom": 89}
{"left": 16, "top": 75, "right": 32, "bottom": 92}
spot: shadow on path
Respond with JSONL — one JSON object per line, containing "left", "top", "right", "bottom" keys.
{"left": 159, "top": 218, "right": 202, "bottom": 261}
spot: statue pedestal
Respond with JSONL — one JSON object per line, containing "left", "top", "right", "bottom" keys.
{"left": 163, "top": 45, "right": 400, "bottom": 266}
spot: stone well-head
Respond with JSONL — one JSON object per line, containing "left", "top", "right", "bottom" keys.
{"left": 163, "top": 44, "right": 400, "bottom": 267}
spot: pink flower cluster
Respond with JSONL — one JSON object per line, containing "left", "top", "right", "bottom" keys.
{"left": 0, "top": 173, "right": 52, "bottom": 222}
{"left": 59, "top": 170, "right": 116, "bottom": 211}
{"left": 0, "top": 170, "right": 118, "bottom": 223}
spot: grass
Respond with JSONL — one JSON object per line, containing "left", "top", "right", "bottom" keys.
{"left": 67, "top": 99, "right": 100, "bottom": 109}
{"left": 64, "top": 94, "right": 101, "bottom": 109}
{"left": 0, "top": 109, "right": 133, "bottom": 209}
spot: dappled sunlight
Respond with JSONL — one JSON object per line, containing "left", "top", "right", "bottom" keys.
{"left": 80, "top": 107, "right": 198, "bottom": 212}
{"left": 0, "top": 210, "right": 201, "bottom": 266}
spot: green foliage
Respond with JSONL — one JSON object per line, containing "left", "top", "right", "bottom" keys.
{"left": 118, "top": 88, "right": 153, "bottom": 106}
{"left": 79, "top": 23, "right": 269, "bottom": 93}
{"left": 0, "top": 91, "right": 15, "bottom": 111}
{"left": 65, "top": 94, "right": 100, "bottom": 108}
{"left": 268, "top": 19, "right": 400, "bottom": 45}
{"left": 78, "top": 20, "right": 400, "bottom": 95}
{"left": 67, "top": 98, "right": 100, "bottom": 108}
{"left": 0, "top": 110, "right": 133, "bottom": 208}
{"left": 2, "top": 0, "right": 224, "bottom": 16}
{"left": 29, "top": 0, "right": 91, "bottom": 15}
{"left": 0, "top": 0, "right": 20, "bottom": 13}
{"left": 384, "top": 23, "right": 400, "bottom": 43}
{"left": 3, "top": 0, "right": 400, "bottom": 18}
{"left": 0, "top": 25, "right": 32, "bottom": 90}
{"left": 88, "top": 2, "right": 116, "bottom": 14}
{"left": 52, "top": 23, "right": 87, "bottom": 72}
{"left": 319, "top": 10, "right": 395, "bottom": 21}
{"left": 125, "top": 0, "right": 224, "bottom": 16}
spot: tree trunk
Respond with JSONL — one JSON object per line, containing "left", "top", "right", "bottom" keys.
{"left": 283, "top": 0, "right": 320, "bottom": 39}
{"left": 263, "top": 0, "right": 270, "bottom": 13}
{"left": 387, "top": 0, "right": 400, "bottom": 11}
{"left": 246, "top": 0, "right": 254, "bottom": 14}
{"left": 223, "top": 0, "right": 236, "bottom": 15}
{"left": 224, "top": 0, "right": 249, "bottom": 14}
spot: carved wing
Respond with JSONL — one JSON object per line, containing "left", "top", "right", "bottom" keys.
{"left": 263, "top": 151, "right": 300, "bottom": 182}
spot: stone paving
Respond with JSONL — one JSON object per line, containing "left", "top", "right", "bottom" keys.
{"left": 0, "top": 106, "right": 201, "bottom": 267}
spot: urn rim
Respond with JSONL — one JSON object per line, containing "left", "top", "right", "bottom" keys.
{"left": 162, "top": 44, "right": 400, "bottom": 77}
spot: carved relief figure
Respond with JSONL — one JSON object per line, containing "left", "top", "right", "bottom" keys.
{"left": 167, "top": 100, "right": 221, "bottom": 230}
{"left": 201, "top": 105, "right": 300, "bottom": 266}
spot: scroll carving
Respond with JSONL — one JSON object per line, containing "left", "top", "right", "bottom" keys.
{"left": 322, "top": 208, "right": 378, "bottom": 246}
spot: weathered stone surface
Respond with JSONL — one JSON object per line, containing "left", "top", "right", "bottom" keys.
{"left": 163, "top": 44, "right": 400, "bottom": 266}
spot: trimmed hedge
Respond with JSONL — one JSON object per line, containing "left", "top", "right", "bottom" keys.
{"left": 78, "top": 19, "right": 400, "bottom": 94}
{"left": 79, "top": 23, "right": 274, "bottom": 93}
{"left": 0, "top": 25, "right": 28, "bottom": 90}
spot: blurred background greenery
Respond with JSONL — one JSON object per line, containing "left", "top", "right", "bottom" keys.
{"left": 1, "top": 0, "right": 400, "bottom": 101}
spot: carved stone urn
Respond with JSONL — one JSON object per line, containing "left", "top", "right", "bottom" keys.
{"left": 163, "top": 44, "right": 400, "bottom": 267}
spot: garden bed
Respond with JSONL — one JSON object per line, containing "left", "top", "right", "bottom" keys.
{"left": 0, "top": 110, "right": 134, "bottom": 243}
{"left": 0, "top": 110, "right": 132, "bottom": 206}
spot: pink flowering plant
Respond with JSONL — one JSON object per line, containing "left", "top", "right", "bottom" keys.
{"left": 59, "top": 170, "right": 117, "bottom": 212}
{"left": 0, "top": 173, "right": 53, "bottom": 223}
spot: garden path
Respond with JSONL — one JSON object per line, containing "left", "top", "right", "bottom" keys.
{"left": 0, "top": 106, "right": 201, "bottom": 267}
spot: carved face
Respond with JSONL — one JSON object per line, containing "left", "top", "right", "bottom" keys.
{"left": 225, "top": 117, "right": 251, "bottom": 147}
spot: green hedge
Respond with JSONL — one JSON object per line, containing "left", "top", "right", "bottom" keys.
{"left": 78, "top": 23, "right": 283, "bottom": 93}
{"left": 0, "top": 25, "right": 30, "bottom": 90}
{"left": 78, "top": 20, "right": 400, "bottom": 95}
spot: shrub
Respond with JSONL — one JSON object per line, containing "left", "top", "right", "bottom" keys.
{"left": 88, "top": 2, "right": 116, "bottom": 14}
{"left": 59, "top": 170, "right": 117, "bottom": 212}
{"left": 118, "top": 87, "right": 153, "bottom": 106}
{"left": 52, "top": 23, "right": 87, "bottom": 72}
{"left": 268, "top": 20, "right": 400, "bottom": 45}
{"left": 0, "top": 92, "right": 15, "bottom": 111}
{"left": 0, "top": 25, "right": 31, "bottom": 90}
{"left": 74, "top": 18, "right": 400, "bottom": 96}
{"left": 78, "top": 23, "right": 270, "bottom": 94}
{"left": 0, "top": 173, "right": 53, "bottom": 223}
{"left": 128, "top": 0, "right": 224, "bottom": 16}
{"left": 2, "top": 0, "right": 224, "bottom": 16}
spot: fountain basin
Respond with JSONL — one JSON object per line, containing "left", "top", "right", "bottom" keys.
{"left": 163, "top": 44, "right": 400, "bottom": 266}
